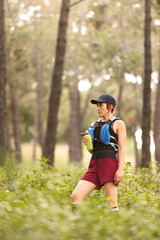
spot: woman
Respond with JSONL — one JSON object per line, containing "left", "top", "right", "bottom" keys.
{"left": 71, "top": 94, "right": 126, "bottom": 211}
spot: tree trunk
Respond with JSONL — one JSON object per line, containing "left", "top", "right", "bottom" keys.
{"left": 0, "top": 0, "right": 10, "bottom": 164}
{"left": 10, "top": 84, "right": 22, "bottom": 163}
{"left": 43, "top": 0, "right": 70, "bottom": 166}
{"left": 69, "top": 83, "right": 82, "bottom": 163}
{"left": 33, "top": 42, "right": 44, "bottom": 161}
{"left": 116, "top": 82, "right": 124, "bottom": 118}
{"left": 36, "top": 42, "right": 44, "bottom": 149}
{"left": 141, "top": 0, "right": 152, "bottom": 168}
{"left": 134, "top": 84, "right": 142, "bottom": 169}
{"left": 80, "top": 92, "right": 91, "bottom": 126}
{"left": 134, "top": 133, "right": 141, "bottom": 169}
{"left": 32, "top": 97, "right": 38, "bottom": 161}
{"left": 153, "top": 43, "right": 160, "bottom": 171}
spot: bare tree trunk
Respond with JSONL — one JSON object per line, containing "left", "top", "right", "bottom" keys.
{"left": 43, "top": 0, "right": 70, "bottom": 166}
{"left": 69, "top": 83, "right": 82, "bottom": 163}
{"left": 153, "top": 42, "right": 160, "bottom": 171}
{"left": 35, "top": 42, "right": 44, "bottom": 149}
{"left": 10, "top": 84, "right": 22, "bottom": 162}
{"left": 116, "top": 82, "right": 124, "bottom": 118}
{"left": 133, "top": 131, "right": 141, "bottom": 169}
{"left": 0, "top": 0, "right": 10, "bottom": 164}
{"left": 141, "top": 0, "right": 152, "bottom": 168}
{"left": 134, "top": 84, "right": 142, "bottom": 169}
{"left": 80, "top": 92, "right": 91, "bottom": 125}
{"left": 33, "top": 42, "right": 44, "bottom": 161}
{"left": 32, "top": 98, "right": 38, "bottom": 161}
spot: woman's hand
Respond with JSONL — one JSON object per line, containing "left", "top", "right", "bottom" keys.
{"left": 82, "top": 136, "right": 88, "bottom": 145}
{"left": 114, "top": 168, "right": 123, "bottom": 185}
{"left": 82, "top": 136, "right": 93, "bottom": 154}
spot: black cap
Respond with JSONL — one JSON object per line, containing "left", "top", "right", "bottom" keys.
{"left": 91, "top": 94, "right": 116, "bottom": 107}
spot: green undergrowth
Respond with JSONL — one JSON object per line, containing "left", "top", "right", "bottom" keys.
{"left": 0, "top": 158, "right": 160, "bottom": 240}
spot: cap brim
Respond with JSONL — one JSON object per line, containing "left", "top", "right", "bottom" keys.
{"left": 91, "top": 99, "right": 104, "bottom": 104}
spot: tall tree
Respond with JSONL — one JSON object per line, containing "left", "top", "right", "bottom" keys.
{"left": 68, "top": 81, "right": 82, "bottom": 163}
{"left": 35, "top": 43, "right": 44, "bottom": 149}
{"left": 43, "top": 0, "right": 70, "bottom": 166}
{"left": 10, "top": 84, "right": 22, "bottom": 162}
{"left": 116, "top": 82, "right": 124, "bottom": 118}
{"left": 33, "top": 42, "right": 44, "bottom": 160}
{"left": 154, "top": 47, "right": 160, "bottom": 171}
{"left": 153, "top": 1, "right": 160, "bottom": 170}
{"left": 0, "top": 0, "right": 10, "bottom": 164}
{"left": 141, "top": 0, "right": 152, "bottom": 168}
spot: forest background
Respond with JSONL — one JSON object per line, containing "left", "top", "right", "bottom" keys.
{"left": 1, "top": 0, "right": 160, "bottom": 169}
{"left": 0, "top": 1, "right": 160, "bottom": 239}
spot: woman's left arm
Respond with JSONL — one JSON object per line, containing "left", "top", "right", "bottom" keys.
{"left": 114, "top": 120, "right": 127, "bottom": 185}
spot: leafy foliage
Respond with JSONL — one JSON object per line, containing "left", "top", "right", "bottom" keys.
{"left": 5, "top": 0, "right": 159, "bottom": 144}
{"left": 0, "top": 160, "right": 160, "bottom": 239}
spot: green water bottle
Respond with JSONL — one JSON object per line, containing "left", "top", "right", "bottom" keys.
{"left": 81, "top": 132, "right": 93, "bottom": 151}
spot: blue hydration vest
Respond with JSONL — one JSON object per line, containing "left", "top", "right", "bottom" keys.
{"left": 88, "top": 117, "right": 120, "bottom": 151}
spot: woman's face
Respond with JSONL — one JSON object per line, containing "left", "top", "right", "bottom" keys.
{"left": 96, "top": 102, "right": 109, "bottom": 117}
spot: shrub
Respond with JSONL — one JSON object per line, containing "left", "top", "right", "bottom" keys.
{"left": 0, "top": 160, "right": 159, "bottom": 240}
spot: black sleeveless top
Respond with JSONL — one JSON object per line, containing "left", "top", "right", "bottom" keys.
{"left": 91, "top": 120, "right": 118, "bottom": 161}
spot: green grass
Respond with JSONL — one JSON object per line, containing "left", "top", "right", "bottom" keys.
{"left": 0, "top": 158, "right": 160, "bottom": 240}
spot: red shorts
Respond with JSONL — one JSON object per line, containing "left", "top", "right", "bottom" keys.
{"left": 81, "top": 158, "right": 119, "bottom": 190}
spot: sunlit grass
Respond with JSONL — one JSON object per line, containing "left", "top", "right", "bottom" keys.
{"left": 125, "top": 138, "right": 135, "bottom": 165}
{"left": 22, "top": 138, "right": 135, "bottom": 169}
{"left": 22, "top": 143, "right": 69, "bottom": 169}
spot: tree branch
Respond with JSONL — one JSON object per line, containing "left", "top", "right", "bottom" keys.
{"left": 70, "top": 0, "right": 85, "bottom": 8}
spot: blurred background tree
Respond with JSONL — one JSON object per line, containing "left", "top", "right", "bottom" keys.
{"left": 0, "top": 0, "right": 11, "bottom": 165}
{"left": 141, "top": 0, "right": 152, "bottom": 168}
{"left": 0, "top": 0, "right": 159, "bottom": 170}
{"left": 153, "top": 0, "right": 160, "bottom": 171}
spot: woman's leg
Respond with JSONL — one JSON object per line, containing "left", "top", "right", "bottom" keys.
{"left": 71, "top": 180, "right": 96, "bottom": 203}
{"left": 104, "top": 182, "right": 118, "bottom": 208}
